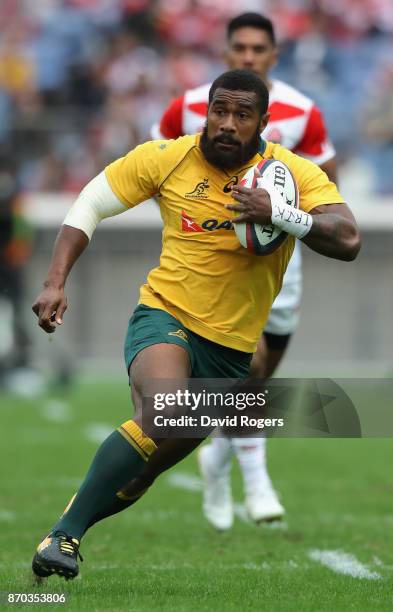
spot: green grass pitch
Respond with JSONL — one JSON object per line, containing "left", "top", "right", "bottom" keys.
{"left": 1, "top": 380, "right": 393, "bottom": 611}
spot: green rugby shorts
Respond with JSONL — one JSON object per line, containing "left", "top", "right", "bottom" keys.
{"left": 124, "top": 305, "right": 252, "bottom": 379}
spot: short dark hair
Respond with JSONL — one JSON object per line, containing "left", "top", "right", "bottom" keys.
{"left": 208, "top": 69, "right": 269, "bottom": 116}
{"left": 227, "top": 12, "right": 276, "bottom": 45}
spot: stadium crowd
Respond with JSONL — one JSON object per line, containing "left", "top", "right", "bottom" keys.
{"left": 0, "top": 0, "right": 392, "bottom": 194}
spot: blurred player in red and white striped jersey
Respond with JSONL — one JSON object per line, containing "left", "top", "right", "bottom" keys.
{"left": 153, "top": 13, "right": 338, "bottom": 530}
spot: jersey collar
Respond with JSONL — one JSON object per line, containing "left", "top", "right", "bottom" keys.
{"left": 258, "top": 137, "right": 267, "bottom": 156}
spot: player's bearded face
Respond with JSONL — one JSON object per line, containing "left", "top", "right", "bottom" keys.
{"left": 200, "top": 122, "right": 260, "bottom": 170}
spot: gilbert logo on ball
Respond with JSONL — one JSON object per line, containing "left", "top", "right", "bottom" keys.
{"left": 234, "top": 159, "right": 299, "bottom": 255}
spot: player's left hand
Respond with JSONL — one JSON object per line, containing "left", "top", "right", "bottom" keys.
{"left": 226, "top": 168, "right": 272, "bottom": 225}
{"left": 32, "top": 286, "right": 68, "bottom": 334}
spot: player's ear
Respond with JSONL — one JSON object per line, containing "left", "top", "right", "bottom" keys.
{"left": 259, "top": 112, "right": 270, "bottom": 133}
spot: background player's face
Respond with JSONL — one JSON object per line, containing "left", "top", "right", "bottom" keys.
{"left": 200, "top": 88, "right": 269, "bottom": 170}
{"left": 225, "top": 27, "right": 277, "bottom": 81}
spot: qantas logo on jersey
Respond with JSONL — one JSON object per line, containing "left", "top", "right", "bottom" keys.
{"left": 181, "top": 211, "right": 204, "bottom": 232}
{"left": 185, "top": 178, "right": 210, "bottom": 199}
{"left": 181, "top": 211, "right": 233, "bottom": 233}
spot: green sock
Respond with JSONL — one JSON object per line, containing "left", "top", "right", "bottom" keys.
{"left": 53, "top": 420, "right": 156, "bottom": 541}
{"left": 84, "top": 487, "right": 148, "bottom": 533}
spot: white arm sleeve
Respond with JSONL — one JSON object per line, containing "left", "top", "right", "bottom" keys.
{"left": 63, "top": 171, "right": 127, "bottom": 241}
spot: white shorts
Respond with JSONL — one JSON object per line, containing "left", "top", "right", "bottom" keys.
{"left": 264, "top": 242, "right": 302, "bottom": 336}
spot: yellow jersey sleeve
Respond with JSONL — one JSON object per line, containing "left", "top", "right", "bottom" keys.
{"left": 267, "top": 142, "right": 345, "bottom": 213}
{"left": 105, "top": 136, "right": 197, "bottom": 208}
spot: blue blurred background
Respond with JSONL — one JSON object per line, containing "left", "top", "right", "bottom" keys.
{"left": 1, "top": 0, "right": 393, "bottom": 194}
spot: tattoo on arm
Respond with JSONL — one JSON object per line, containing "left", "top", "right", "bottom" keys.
{"left": 302, "top": 209, "right": 360, "bottom": 261}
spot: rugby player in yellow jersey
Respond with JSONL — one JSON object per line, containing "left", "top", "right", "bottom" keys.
{"left": 31, "top": 69, "right": 360, "bottom": 580}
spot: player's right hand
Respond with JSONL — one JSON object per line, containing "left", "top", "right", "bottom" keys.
{"left": 32, "top": 286, "right": 68, "bottom": 334}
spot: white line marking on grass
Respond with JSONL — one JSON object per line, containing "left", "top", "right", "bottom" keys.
{"left": 85, "top": 423, "right": 113, "bottom": 444}
{"left": 309, "top": 549, "right": 382, "bottom": 580}
{"left": 90, "top": 561, "right": 195, "bottom": 571}
{"left": 40, "top": 399, "right": 71, "bottom": 423}
{"left": 167, "top": 472, "right": 202, "bottom": 492}
{"left": 0, "top": 510, "right": 15, "bottom": 522}
{"left": 89, "top": 560, "right": 311, "bottom": 573}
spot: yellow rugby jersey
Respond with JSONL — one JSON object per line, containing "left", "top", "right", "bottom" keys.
{"left": 105, "top": 135, "right": 344, "bottom": 353}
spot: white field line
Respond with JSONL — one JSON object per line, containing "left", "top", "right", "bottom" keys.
{"left": 166, "top": 472, "right": 202, "bottom": 492}
{"left": 89, "top": 560, "right": 304, "bottom": 572}
{"left": 89, "top": 562, "right": 197, "bottom": 571}
{"left": 40, "top": 399, "right": 72, "bottom": 423}
{"left": 309, "top": 549, "right": 382, "bottom": 580}
{"left": 84, "top": 423, "right": 113, "bottom": 444}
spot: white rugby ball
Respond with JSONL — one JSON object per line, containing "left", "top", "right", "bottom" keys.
{"left": 234, "top": 159, "right": 299, "bottom": 255}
